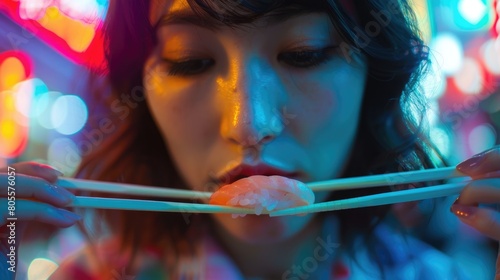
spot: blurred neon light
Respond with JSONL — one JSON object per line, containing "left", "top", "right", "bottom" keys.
{"left": 430, "top": 33, "right": 463, "bottom": 75}
{"left": 480, "top": 38, "right": 500, "bottom": 74}
{"left": 444, "top": 0, "right": 494, "bottom": 30}
{"left": 458, "top": 0, "right": 487, "bottom": 24}
{"left": 14, "top": 80, "right": 34, "bottom": 118}
{"left": 452, "top": 57, "right": 484, "bottom": 95}
{"left": 0, "top": 52, "right": 32, "bottom": 158}
{"left": 1, "top": 1, "right": 107, "bottom": 69}
{"left": 28, "top": 258, "right": 58, "bottom": 280}
{"left": 469, "top": 124, "right": 497, "bottom": 154}
{"left": 19, "top": 0, "right": 107, "bottom": 23}
{"left": 0, "top": 52, "right": 32, "bottom": 91}
{"left": 51, "top": 95, "right": 88, "bottom": 135}
{"left": 35, "top": 6, "right": 96, "bottom": 53}
{"left": 0, "top": 57, "right": 25, "bottom": 90}
{"left": 35, "top": 91, "right": 62, "bottom": 129}
{"left": 496, "top": 0, "right": 500, "bottom": 36}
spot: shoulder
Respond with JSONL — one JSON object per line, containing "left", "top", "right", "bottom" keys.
{"left": 345, "top": 223, "right": 469, "bottom": 280}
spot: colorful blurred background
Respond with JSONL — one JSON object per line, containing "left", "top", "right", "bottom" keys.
{"left": 0, "top": 0, "right": 499, "bottom": 279}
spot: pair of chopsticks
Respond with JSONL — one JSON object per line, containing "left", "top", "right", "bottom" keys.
{"left": 58, "top": 166, "right": 469, "bottom": 216}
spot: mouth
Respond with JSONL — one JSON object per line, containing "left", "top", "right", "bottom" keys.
{"left": 213, "top": 163, "right": 300, "bottom": 186}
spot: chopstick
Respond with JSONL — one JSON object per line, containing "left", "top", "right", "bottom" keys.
{"left": 69, "top": 181, "right": 467, "bottom": 215}
{"left": 306, "top": 166, "right": 466, "bottom": 192}
{"left": 69, "top": 196, "right": 255, "bottom": 214}
{"left": 58, "top": 167, "right": 465, "bottom": 200}
{"left": 58, "top": 167, "right": 468, "bottom": 214}
{"left": 57, "top": 177, "right": 212, "bottom": 200}
{"left": 269, "top": 181, "right": 468, "bottom": 217}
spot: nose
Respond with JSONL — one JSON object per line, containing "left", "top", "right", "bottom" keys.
{"left": 219, "top": 56, "right": 285, "bottom": 147}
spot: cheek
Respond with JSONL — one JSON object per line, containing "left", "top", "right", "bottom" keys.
{"left": 307, "top": 89, "right": 337, "bottom": 121}
{"left": 144, "top": 60, "right": 214, "bottom": 141}
{"left": 143, "top": 62, "right": 219, "bottom": 185}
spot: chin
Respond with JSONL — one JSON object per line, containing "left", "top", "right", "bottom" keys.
{"left": 213, "top": 213, "right": 315, "bottom": 244}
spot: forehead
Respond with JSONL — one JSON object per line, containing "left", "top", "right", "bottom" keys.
{"left": 149, "top": 0, "right": 178, "bottom": 25}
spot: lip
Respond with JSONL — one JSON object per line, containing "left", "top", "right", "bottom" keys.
{"left": 214, "top": 162, "right": 299, "bottom": 186}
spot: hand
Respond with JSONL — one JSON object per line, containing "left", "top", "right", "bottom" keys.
{"left": 452, "top": 147, "right": 500, "bottom": 239}
{"left": 451, "top": 146, "right": 500, "bottom": 277}
{"left": 0, "top": 162, "right": 80, "bottom": 228}
{"left": 0, "top": 162, "right": 80, "bottom": 279}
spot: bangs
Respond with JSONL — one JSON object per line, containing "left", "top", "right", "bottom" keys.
{"left": 186, "top": 0, "right": 333, "bottom": 28}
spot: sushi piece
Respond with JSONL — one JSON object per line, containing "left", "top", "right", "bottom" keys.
{"left": 209, "top": 175, "right": 315, "bottom": 217}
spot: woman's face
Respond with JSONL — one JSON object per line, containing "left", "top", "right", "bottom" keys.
{"left": 144, "top": 0, "right": 367, "bottom": 243}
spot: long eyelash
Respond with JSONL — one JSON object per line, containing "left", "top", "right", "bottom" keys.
{"left": 162, "top": 58, "right": 214, "bottom": 76}
{"left": 280, "top": 46, "right": 338, "bottom": 68}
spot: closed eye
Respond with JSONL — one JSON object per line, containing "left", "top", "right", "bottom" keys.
{"left": 278, "top": 46, "right": 338, "bottom": 68}
{"left": 162, "top": 58, "right": 215, "bottom": 76}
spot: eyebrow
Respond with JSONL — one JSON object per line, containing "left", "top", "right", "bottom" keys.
{"left": 156, "top": 10, "right": 217, "bottom": 29}
{"left": 155, "top": 9, "right": 319, "bottom": 31}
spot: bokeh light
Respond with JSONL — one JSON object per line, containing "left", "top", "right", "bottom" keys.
{"left": 430, "top": 33, "right": 464, "bottom": 75}
{"left": 50, "top": 95, "right": 88, "bottom": 135}
{"left": 458, "top": 0, "right": 488, "bottom": 25}
{"left": 0, "top": 53, "right": 32, "bottom": 158}
{"left": 468, "top": 123, "right": 497, "bottom": 154}
{"left": 480, "top": 38, "right": 500, "bottom": 74}
{"left": 444, "top": 0, "right": 495, "bottom": 30}
{"left": 452, "top": 57, "right": 484, "bottom": 94}
{"left": 0, "top": 56, "right": 26, "bottom": 90}
{"left": 27, "top": 258, "right": 58, "bottom": 280}
{"left": 13, "top": 79, "right": 34, "bottom": 120}
{"left": 35, "top": 91, "right": 62, "bottom": 130}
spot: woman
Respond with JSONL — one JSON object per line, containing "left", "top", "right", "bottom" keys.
{"left": 1, "top": 0, "right": 498, "bottom": 278}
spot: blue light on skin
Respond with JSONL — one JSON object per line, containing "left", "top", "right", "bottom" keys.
{"left": 143, "top": 0, "right": 367, "bottom": 278}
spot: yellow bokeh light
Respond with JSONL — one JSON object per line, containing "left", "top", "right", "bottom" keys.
{"left": 4, "top": 94, "right": 15, "bottom": 110}
{"left": 0, "top": 57, "right": 25, "bottom": 90}
{"left": 0, "top": 86, "right": 31, "bottom": 157}
{"left": 0, "top": 119, "right": 16, "bottom": 139}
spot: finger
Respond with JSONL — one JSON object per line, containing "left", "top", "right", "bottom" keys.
{"left": 0, "top": 162, "right": 63, "bottom": 184}
{"left": 457, "top": 179, "right": 500, "bottom": 205}
{"left": 0, "top": 174, "right": 74, "bottom": 206}
{"left": 0, "top": 199, "right": 81, "bottom": 228}
{"left": 456, "top": 146, "right": 500, "bottom": 176}
{"left": 471, "top": 170, "right": 500, "bottom": 180}
{"left": 450, "top": 204, "right": 500, "bottom": 240}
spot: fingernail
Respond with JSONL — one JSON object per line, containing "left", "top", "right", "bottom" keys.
{"left": 52, "top": 168, "right": 64, "bottom": 176}
{"left": 48, "top": 184, "right": 75, "bottom": 203}
{"left": 456, "top": 155, "right": 485, "bottom": 172}
{"left": 56, "top": 209, "right": 81, "bottom": 222}
{"left": 450, "top": 204, "right": 477, "bottom": 219}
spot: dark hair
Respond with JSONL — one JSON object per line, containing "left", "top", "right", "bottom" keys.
{"left": 76, "top": 0, "right": 444, "bottom": 275}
